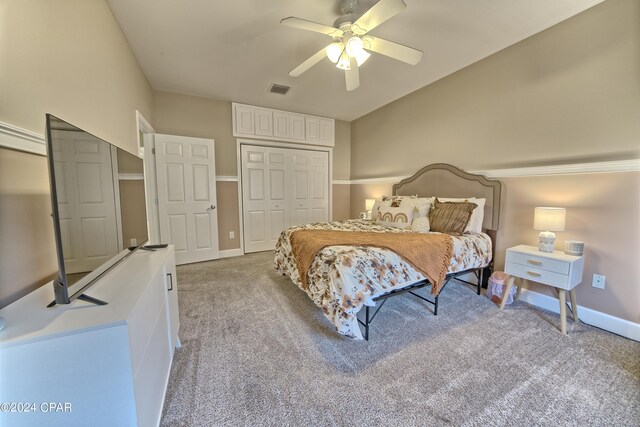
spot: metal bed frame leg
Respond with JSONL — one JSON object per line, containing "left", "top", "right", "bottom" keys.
{"left": 365, "top": 306, "right": 370, "bottom": 341}
{"left": 477, "top": 270, "right": 482, "bottom": 295}
{"left": 434, "top": 294, "right": 439, "bottom": 316}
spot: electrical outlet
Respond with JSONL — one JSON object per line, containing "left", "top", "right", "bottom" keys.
{"left": 592, "top": 274, "right": 606, "bottom": 289}
{"left": 130, "top": 238, "right": 137, "bottom": 247}
{"left": 229, "top": 231, "right": 235, "bottom": 239}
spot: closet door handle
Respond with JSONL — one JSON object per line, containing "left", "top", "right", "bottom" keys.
{"left": 167, "top": 273, "right": 173, "bottom": 291}
{"left": 206, "top": 205, "right": 216, "bottom": 212}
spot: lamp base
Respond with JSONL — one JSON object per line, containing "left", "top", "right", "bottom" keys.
{"left": 538, "top": 231, "right": 556, "bottom": 253}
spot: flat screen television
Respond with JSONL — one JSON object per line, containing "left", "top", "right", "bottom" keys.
{"left": 45, "top": 114, "right": 149, "bottom": 306}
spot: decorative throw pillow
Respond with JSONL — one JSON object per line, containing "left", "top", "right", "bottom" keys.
{"left": 401, "top": 197, "right": 434, "bottom": 218}
{"left": 411, "top": 216, "right": 431, "bottom": 233}
{"left": 372, "top": 195, "right": 417, "bottom": 219}
{"left": 428, "top": 198, "right": 477, "bottom": 236}
{"left": 437, "top": 197, "right": 486, "bottom": 233}
{"left": 376, "top": 205, "right": 415, "bottom": 229}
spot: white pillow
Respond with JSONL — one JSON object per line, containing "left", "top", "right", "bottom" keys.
{"left": 376, "top": 205, "right": 415, "bottom": 229}
{"left": 401, "top": 197, "right": 434, "bottom": 217}
{"left": 436, "top": 197, "right": 486, "bottom": 233}
{"left": 411, "top": 216, "right": 430, "bottom": 233}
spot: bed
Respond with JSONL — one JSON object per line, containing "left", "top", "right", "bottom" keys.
{"left": 274, "top": 164, "right": 502, "bottom": 340}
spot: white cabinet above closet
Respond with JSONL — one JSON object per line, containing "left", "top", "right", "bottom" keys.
{"left": 232, "top": 102, "right": 335, "bottom": 147}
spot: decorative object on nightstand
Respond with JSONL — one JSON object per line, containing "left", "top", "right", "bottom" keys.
{"left": 501, "top": 245, "right": 584, "bottom": 335}
{"left": 564, "top": 240, "right": 584, "bottom": 256}
{"left": 533, "top": 207, "right": 566, "bottom": 252}
{"left": 365, "top": 198, "right": 376, "bottom": 219}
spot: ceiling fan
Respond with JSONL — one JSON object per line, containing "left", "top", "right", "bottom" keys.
{"left": 281, "top": 0, "right": 423, "bottom": 91}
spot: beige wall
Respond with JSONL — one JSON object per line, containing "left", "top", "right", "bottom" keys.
{"left": 216, "top": 182, "right": 241, "bottom": 251}
{"left": 349, "top": 0, "right": 640, "bottom": 323}
{"left": 351, "top": 0, "right": 640, "bottom": 179}
{"left": 119, "top": 180, "right": 148, "bottom": 247}
{"left": 0, "top": 0, "right": 153, "bottom": 152}
{"left": 0, "top": 0, "right": 154, "bottom": 308}
{"left": 0, "top": 149, "right": 57, "bottom": 308}
{"left": 153, "top": 91, "right": 237, "bottom": 175}
{"left": 332, "top": 184, "right": 351, "bottom": 221}
{"left": 333, "top": 120, "right": 351, "bottom": 180}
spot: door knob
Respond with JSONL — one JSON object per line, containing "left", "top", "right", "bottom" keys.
{"left": 206, "top": 205, "right": 216, "bottom": 211}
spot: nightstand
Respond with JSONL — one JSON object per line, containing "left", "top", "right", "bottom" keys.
{"left": 501, "top": 244, "right": 584, "bottom": 335}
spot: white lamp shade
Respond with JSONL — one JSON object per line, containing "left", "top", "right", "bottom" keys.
{"left": 336, "top": 52, "right": 351, "bottom": 70}
{"left": 534, "top": 207, "right": 566, "bottom": 232}
{"left": 325, "top": 42, "right": 344, "bottom": 63}
{"left": 365, "top": 198, "right": 376, "bottom": 211}
{"left": 345, "top": 36, "right": 364, "bottom": 57}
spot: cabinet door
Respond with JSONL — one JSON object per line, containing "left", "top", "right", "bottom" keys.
{"left": 305, "top": 117, "right": 320, "bottom": 142}
{"left": 309, "top": 151, "right": 329, "bottom": 222}
{"left": 164, "top": 250, "right": 179, "bottom": 356}
{"left": 290, "top": 150, "right": 310, "bottom": 226}
{"left": 254, "top": 108, "right": 273, "bottom": 137}
{"left": 289, "top": 114, "right": 305, "bottom": 140}
{"left": 273, "top": 112, "right": 289, "bottom": 139}
{"left": 234, "top": 104, "right": 255, "bottom": 135}
{"left": 319, "top": 118, "right": 335, "bottom": 145}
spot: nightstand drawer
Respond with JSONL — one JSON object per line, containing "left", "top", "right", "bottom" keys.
{"left": 505, "top": 262, "right": 569, "bottom": 288}
{"left": 506, "top": 251, "right": 569, "bottom": 275}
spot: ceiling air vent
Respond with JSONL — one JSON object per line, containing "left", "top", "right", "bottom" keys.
{"left": 269, "top": 84, "right": 290, "bottom": 95}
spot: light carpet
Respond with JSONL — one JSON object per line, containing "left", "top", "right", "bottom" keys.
{"left": 161, "top": 251, "right": 640, "bottom": 426}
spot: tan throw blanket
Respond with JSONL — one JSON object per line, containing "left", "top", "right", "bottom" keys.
{"left": 290, "top": 230, "right": 454, "bottom": 295}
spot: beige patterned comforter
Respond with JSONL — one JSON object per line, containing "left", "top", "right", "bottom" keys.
{"left": 274, "top": 219, "right": 492, "bottom": 339}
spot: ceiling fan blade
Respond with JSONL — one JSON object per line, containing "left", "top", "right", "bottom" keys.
{"left": 280, "top": 17, "right": 343, "bottom": 37}
{"left": 345, "top": 57, "right": 359, "bottom": 91}
{"left": 352, "top": 0, "right": 406, "bottom": 34}
{"left": 366, "top": 37, "right": 423, "bottom": 65}
{"left": 289, "top": 46, "right": 330, "bottom": 77}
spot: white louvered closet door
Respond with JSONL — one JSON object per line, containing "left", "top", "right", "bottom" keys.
{"left": 241, "top": 145, "right": 329, "bottom": 253}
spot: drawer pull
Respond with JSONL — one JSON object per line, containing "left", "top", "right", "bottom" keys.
{"left": 167, "top": 273, "right": 173, "bottom": 291}
{"left": 526, "top": 271, "right": 541, "bottom": 277}
{"left": 527, "top": 259, "right": 542, "bottom": 266}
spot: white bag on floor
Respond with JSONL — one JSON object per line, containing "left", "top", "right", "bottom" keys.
{"left": 486, "top": 271, "right": 516, "bottom": 305}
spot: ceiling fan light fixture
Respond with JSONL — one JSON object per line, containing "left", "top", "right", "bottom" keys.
{"left": 355, "top": 49, "right": 370, "bottom": 66}
{"left": 325, "top": 42, "right": 344, "bottom": 63}
{"left": 336, "top": 52, "right": 351, "bottom": 70}
{"left": 345, "top": 36, "right": 364, "bottom": 57}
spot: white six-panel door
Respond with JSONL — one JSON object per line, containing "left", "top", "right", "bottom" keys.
{"left": 241, "top": 145, "right": 328, "bottom": 253}
{"left": 155, "top": 135, "right": 219, "bottom": 264}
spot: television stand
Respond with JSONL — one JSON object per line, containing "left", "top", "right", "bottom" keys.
{"left": 77, "top": 293, "right": 108, "bottom": 305}
{"left": 0, "top": 246, "right": 180, "bottom": 427}
{"left": 46, "top": 293, "right": 108, "bottom": 308}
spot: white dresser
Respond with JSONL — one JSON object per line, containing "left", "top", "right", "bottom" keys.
{"left": 0, "top": 246, "right": 179, "bottom": 427}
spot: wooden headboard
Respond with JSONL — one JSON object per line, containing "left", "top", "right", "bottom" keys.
{"left": 392, "top": 163, "right": 502, "bottom": 231}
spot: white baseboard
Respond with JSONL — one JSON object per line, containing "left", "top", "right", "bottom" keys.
{"left": 519, "top": 288, "right": 640, "bottom": 341}
{"left": 219, "top": 248, "right": 243, "bottom": 259}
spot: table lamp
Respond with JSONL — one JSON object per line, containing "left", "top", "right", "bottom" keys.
{"left": 534, "top": 207, "right": 566, "bottom": 252}
{"left": 365, "top": 199, "right": 376, "bottom": 219}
